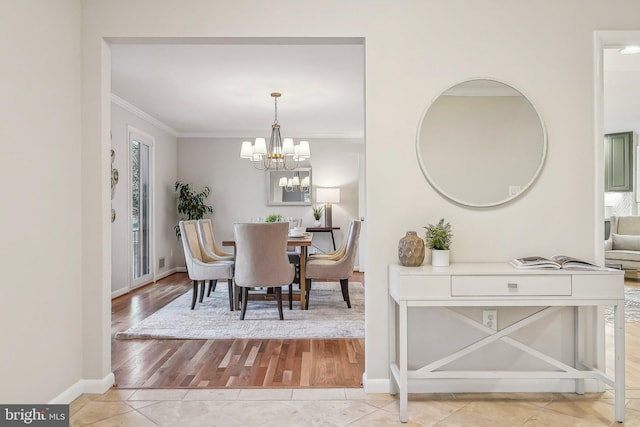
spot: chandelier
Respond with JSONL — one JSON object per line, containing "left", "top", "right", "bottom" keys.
{"left": 279, "top": 171, "right": 310, "bottom": 193}
{"left": 240, "top": 92, "right": 310, "bottom": 170}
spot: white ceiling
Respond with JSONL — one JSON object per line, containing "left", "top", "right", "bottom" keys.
{"left": 110, "top": 42, "right": 365, "bottom": 139}
{"left": 110, "top": 42, "right": 637, "bottom": 140}
{"left": 604, "top": 48, "right": 640, "bottom": 134}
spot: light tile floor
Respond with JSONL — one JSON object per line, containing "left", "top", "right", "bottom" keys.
{"left": 70, "top": 387, "right": 640, "bottom": 426}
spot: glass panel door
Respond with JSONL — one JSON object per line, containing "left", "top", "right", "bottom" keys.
{"left": 130, "top": 130, "right": 153, "bottom": 287}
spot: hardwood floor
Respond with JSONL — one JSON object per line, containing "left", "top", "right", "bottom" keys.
{"left": 113, "top": 273, "right": 640, "bottom": 391}
{"left": 111, "top": 272, "right": 365, "bottom": 389}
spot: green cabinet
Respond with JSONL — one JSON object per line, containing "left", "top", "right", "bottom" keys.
{"left": 605, "top": 132, "right": 633, "bottom": 192}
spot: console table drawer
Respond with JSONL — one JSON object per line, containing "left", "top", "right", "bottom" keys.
{"left": 451, "top": 275, "right": 572, "bottom": 296}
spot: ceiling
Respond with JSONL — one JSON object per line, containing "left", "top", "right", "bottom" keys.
{"left": 110, "top": 42, "right": 636, "bottom": 140}
{"left": 604, "top": 48, "right": 640, "bottom": 134}
{"left": 110, "top": 42, "right": 365, "bottom": 139}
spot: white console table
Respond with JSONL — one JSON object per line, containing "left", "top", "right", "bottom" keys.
{"left": 388, "top": 263, "right": 625, "bottom": 423}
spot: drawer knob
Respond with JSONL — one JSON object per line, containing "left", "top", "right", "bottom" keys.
{"left": 508, "top": 282, "right": 518, "bottom": 289}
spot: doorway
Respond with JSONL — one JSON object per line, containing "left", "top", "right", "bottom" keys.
{"left": 129, "top": 127, "right": 154, "bottom": 288}
{"left": 108, "top": 37, "right": 367, "bottom": 389}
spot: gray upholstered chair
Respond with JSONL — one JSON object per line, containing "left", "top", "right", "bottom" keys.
{"left": 308, "top": 220, "right": 353, "bottom": 261}
{"left": 197, "top": 218, "right": 234, "bottom": 297}
{"left": 305, "top": 219, "right": 361, "bottom": 309}
{"left": 179, "top": 220, "right": 234, "bottom": 310}
{"left": 233, "top": 222, "right": 295, "bottom": 320}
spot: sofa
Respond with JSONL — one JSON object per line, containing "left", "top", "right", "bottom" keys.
{"left": 605, "top": 215, "right": 640, "bottom": 272}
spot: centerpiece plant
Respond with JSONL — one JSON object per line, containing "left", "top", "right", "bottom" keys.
{"left": 424, "top": 218, "right": 453, "bottom": 266}
{"left": 265, "top": 214, "right": 284, "bottom": 222}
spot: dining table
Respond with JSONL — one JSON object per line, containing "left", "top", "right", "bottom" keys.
{"left": 222, "top": 232, "right": 313, "bottom": 310}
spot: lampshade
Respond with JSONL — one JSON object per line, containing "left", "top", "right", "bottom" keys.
{"left": 316, "top": 188, "right": 340, "bottom": 204}
{"left": 240, "top": 141, "right": 254, "bottom": 158}
{"left": 282, "top": 138, "right": 295, "bottom": 154}
{"left": 278, "top": 177, "right": 288, "bottom": 187}
{"left": 253, "top": 137, "right": 267, "bottom": 156}
{"left": 298, "top": 141, "right": 311, "bottom": 159}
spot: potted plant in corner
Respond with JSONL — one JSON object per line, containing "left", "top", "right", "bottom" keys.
{"left": 424, "top": 218, "right": 453, "bottom": 267}
{"left": 312, "top": 205, "right": 323, "bottom": 227}
{"left": 174, "top": 181, "right": 214, "bottom": 238}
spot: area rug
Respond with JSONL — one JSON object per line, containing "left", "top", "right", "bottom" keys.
{"left": 604, "top": 286, "right": 640, "bottom": 323}
{"left": 116, "top": 282, "right": 364, "bottom": 340}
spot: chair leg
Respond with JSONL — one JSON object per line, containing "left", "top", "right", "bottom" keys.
{"left": 240, "top": 287, "right": 249, "bottom": 320}
{"left": 234, "top": 282, "right": 241, "bottom": 311}
{"left": 199, "top": 281, "right": 206, "bottom": 303}
{"left": 227, "top": 279, "right": 234, "bottom": 311}
{"left": 208, "top": 280, "right": 217, "bottom": 297}
{"left": 305, "top": 279, "right": 312, "bottom": 309}
{"left": 275, "top": 287, "right": 284, "bottom": 320}
{"left": 288, "top": 284, "right": 293, "bottom": 310}
{"left": 191, "top": 280, "right": 198, "bottom": 310}
{"left": 340, "top": 278, "right": 351, "bottom": 308}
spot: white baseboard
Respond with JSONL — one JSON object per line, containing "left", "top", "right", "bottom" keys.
{"left": 154, "top": 268, "right": 179, "bottom": 281}
{"left": 361, "top": 374, "right": 603, "bottom": 394}
{"left": 49, "top": 373, "right": 115, "bottom": 404}
{"left": 362, "top": 374, "right": 391, "bottom": 393}
{"left": 111, "top": 267, "right": 183, "bottom": 299}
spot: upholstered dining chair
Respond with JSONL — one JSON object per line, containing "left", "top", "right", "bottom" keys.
{"left": 197, "top": 218, "right": 234, "bottom": 297}
{"left": 308, "top": 220, "right": 353, "bottom": 261}
{"left": 305, "top": 219, "right": 361, "bottom": 309}
{"left": 233, "top": 222, "right": 295, "bottom": 320}
{"left": 179, "top": 220, "right": 234, "bottom": 310}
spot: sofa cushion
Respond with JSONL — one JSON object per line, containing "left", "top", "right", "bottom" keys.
{"left": 605, "top": 249, "right": 640, "bottom": 263}
{"left": 616, "top": 216, "right": 640, "bottom": 235}
{"left": 612, "top": 233, "right": 640, "bottom": 251}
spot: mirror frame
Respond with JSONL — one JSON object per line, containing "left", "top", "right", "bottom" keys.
{"left": 416, "top": 78, "right": 548, "bottom": 208}
{"left": 265, "top": 167, "right": 312, "bottom": 206}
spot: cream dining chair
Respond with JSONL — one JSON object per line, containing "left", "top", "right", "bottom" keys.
{"left": 179, "top": 220, "right": 234, "bottom": 310}
{"left": 197, "top": 218, "right": 234, "bottom": 297}
{"left": 305, "top": 219, "right": 361, "bottom": 309}
{"left": 233, "top": 222, "right": 295, "bottom": 320}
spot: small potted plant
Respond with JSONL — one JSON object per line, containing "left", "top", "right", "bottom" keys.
{"left": 424, "top": 218, "right": 453, "bottom": 267}
{"left": 312, "top": 205, "right": 323, "bottom": 227}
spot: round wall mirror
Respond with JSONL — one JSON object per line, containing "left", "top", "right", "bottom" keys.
{"left": 416, "top": 79, "right": 547, "bottom": 207}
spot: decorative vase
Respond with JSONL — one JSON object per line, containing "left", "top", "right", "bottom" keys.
{"left": 314, "top": 220, "right": 322, "bottom": 227}
{"left": 431, "top": 249, "right": 450, "bottom": 267}
{"left": 398, "top": 231, "right": 425, "bottom": 266}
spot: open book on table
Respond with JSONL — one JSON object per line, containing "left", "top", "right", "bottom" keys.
{"left": 510, "top": 255, "right": 606, "bottom": 271}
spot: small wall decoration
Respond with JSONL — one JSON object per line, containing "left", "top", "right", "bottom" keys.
{"left": 111, "top": 149, "right": 119, "bottom": 222}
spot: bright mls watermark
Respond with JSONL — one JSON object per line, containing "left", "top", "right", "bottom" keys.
{"left": 0, "top": 405, "right": 68, "bottom": 426}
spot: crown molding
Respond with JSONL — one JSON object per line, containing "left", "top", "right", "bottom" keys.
{"left": 110, "top": 94, "right": 178, "bottom": 136}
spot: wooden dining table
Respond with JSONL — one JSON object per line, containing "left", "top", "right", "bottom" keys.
{"left": 222, "top": 233, "right": 313, "bottom": 310}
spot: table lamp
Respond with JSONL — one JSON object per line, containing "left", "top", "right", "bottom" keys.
{"left": 316, "top": 187, "right": 340, "bottom": 227}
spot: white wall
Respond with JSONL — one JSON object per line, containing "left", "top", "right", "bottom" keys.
{"left": 0, "top": 0, "right": 83, "bottom": 403}
{"left": 110, "top": 101, "right": 180, "bottom": 296}
{"left": 74, "top": 0, "right": 640, "bottom": 399}
{"left": 177, "top": 138, "right": 363, "bottom": 255}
